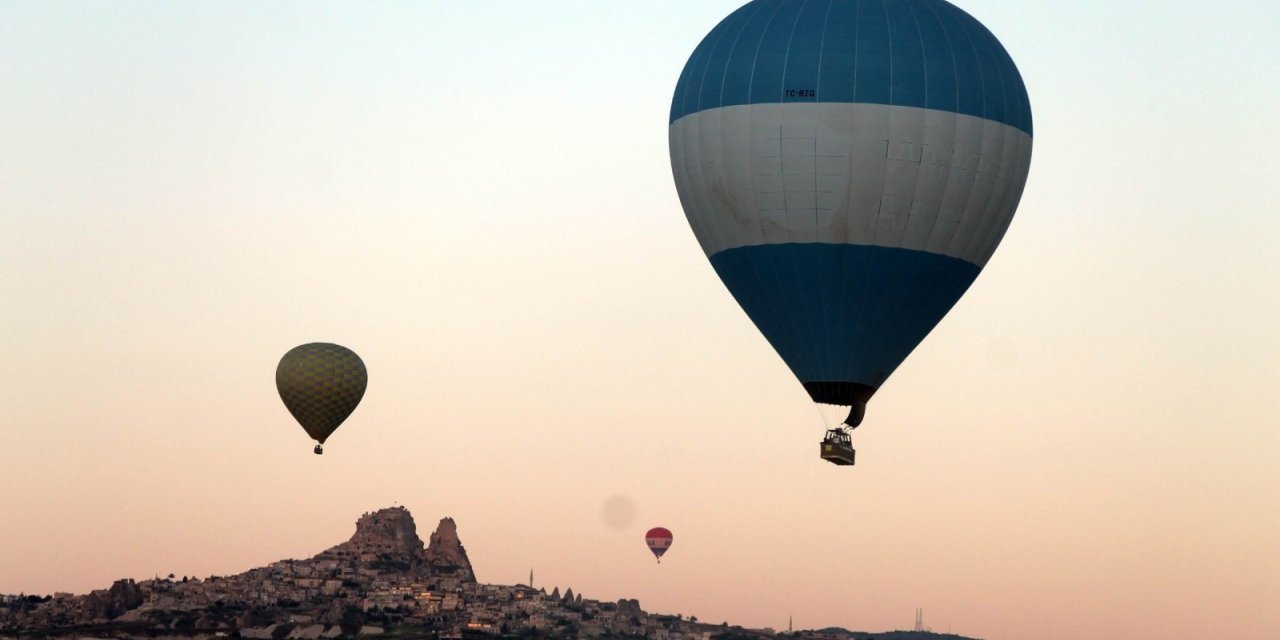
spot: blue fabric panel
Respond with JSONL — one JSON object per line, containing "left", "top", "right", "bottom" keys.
{"left": 747, "top": 1, "right": 803, "bottom": 104}
{"left": 778, "top": 1, "right": 830, "bottom": 105}
{"left": 816, "top": 2, "right": 857, "bottom": 103}
{"left": 718, "top": 2, "right": 780, "bottom": 108}
{"left": 886, "top": 0, "right": 927, "bottom": 107}
{"left": 912, "top": 0, "right": 958, "bottom": 113}
{"left": 934, "top": 1, "right": 986, "bottom": 118}
{"left": 853, "top": 0, "right": 892, "bottom": 105}
{"left": 670, "top": 0, "right": 1033, "bottom": 136}
{"left": 690, "top": 3, "right": 759, "bottom": 117}
{"left": 709, "top": 243, "right": 980, "bottom": 388}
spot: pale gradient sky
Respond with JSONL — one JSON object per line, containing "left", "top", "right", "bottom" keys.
{"left": 2, "top": 2, "right": 1278, "bottom": 640}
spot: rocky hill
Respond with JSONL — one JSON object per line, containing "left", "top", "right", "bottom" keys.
{"left": 313, "top": 506, "right": 472, "bottom": 580}
{"left": 1, "top": 507, "right": 477, "bottom": 632}
{"left": 0, "top": 507, "right": 979, "bottom": 640}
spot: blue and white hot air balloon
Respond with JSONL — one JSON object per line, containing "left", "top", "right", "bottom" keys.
{"left": 668, "top": 0, "right": 1032, "bottom": 465}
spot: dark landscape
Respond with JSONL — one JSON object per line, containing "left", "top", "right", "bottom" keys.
{"left": 1, "top": 507, "right": 976, "bottom": 640}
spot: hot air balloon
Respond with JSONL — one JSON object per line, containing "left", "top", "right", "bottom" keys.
{"left": 669, "top": 0, "right": 1032, "bottom": 465}
{"left": 276, "top": 343, "right": 368, "bottom": 454}
{"left": 645, "top": 527, "right": 673, "bottom": 563}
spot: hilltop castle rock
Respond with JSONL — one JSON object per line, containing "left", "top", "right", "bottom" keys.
{"left": 315, "top": 507, "right": 474, "bottom": 582}
{"left": 348, "top": 507, "right": 425, "bottom": 554}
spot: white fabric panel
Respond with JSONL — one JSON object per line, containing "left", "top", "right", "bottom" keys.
{"left": 669, "top": 103, "right": 1033, "bottom": 268}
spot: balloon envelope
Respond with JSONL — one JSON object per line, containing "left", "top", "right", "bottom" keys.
{"left": 645, "top": 527, "right": 673, "bottom": 561}
{"left": 276, "top": 343, "right": 368, "bottom": 445}
{"left": 669, "top": 0, "right": 1033, "bottom": 425}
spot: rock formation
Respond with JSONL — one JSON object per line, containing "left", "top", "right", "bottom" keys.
{"left": 316, "top": 506, "right": 429, "bottom": 574}
{"left": 80, "top": 579, "right": 143, "bottom": 622}
{"left": 423, "top": 517, "right": 475, "bottom": 582}
{"left": 616, "top": 598, "right": 643, "bottom": 620}
{"left": 348, "top": 507, "right": 424, "bottom": 554}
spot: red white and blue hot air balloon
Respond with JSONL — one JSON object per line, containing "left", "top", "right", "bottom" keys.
{"left": 669, "top": 0, "right": 1032, "bottom": 464}
{"left": 645, "top": 527, "right": 673, "bottom": 563}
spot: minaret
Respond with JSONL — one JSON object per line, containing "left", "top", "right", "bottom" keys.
{"left": 788, "top": 615, "right": 793, "bottom": 633}
{"left": 529, "top": 568, "right": 534, "bottom": 588}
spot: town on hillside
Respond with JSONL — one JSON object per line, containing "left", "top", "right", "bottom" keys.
{"left": 1, "top": 507, "right": 977, "bottom": 640}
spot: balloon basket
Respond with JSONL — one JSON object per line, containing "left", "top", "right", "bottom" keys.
{"left": 820, "top": 429, "right": 856, "bottom": 466}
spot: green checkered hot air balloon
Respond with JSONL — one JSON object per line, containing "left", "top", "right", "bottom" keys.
{"left": 276, "top": 343, "right": 367, "bottom": 454}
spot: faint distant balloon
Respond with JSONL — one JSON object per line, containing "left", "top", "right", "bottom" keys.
{"left": 645, "top": 527, "right": 673, "bottom": 563}
{"left": 602, "top": 495, "right": 637, "bottom": 530}
{"left": 276, "top": 343, "right": 367, "bottom": 455}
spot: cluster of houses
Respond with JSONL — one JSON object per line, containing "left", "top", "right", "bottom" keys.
{"left": 3, "top": 553, "right": 720, "bottom": 640}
